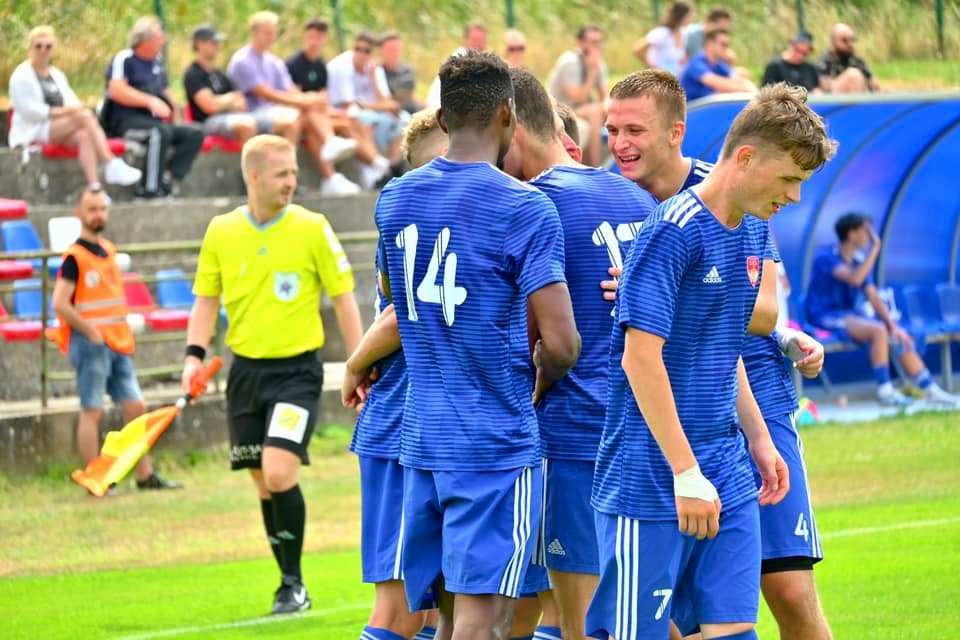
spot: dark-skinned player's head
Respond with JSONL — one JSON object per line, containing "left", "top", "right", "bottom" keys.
{"left": 437, "top": 51, "right": 515, "bottom": 167}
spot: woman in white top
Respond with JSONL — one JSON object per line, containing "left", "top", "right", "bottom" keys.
{"left": 632, "top": 1, "right": 695, "bottom": 77}
{"left": 9, "top": 25, "right": 141, "bottom": 189}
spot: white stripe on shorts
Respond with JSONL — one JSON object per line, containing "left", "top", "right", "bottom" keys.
{"left": 393, "top": 501, "right": 405, "bottom": 580}
{"left": 616, "top": 515, "right": 641, "bottom": 640}
{"left": 499, "top": 467, "right": 532, "bottom": 596}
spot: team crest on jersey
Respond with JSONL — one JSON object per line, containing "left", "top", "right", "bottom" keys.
{"left": 84, "top": 270, "right": 101, "bottom": 288}
{"left": 274, "top": 272, "right": 300, "bottom": 302}
{"left": 747, "top": 256, "right": 761, "bottom": 287}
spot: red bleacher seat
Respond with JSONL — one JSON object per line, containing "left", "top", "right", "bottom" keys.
{"left": 0, "top": 199, "right": 29, "bottom": 221}
{"left": 121, "top": 272, "right": 190, "bottom": 330}
{"left": 41, "top": 138, "right": 126, "bottom": 159}
{"left": 0, "top": 260, "right": 34, "bottom": 281}
{"left": 0, "top": 299, "right": 42, "bottom": 342}
{"left": 184, "top": 103, "right": 243, "bottom": 154}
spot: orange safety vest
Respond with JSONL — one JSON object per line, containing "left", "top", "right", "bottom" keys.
{"left": 46, "top": 238, "right": 135, "bottom": 355}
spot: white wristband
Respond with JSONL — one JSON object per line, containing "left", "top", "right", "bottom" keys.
{"left": 673, "top": 465, "right": 719, "bottom": 502}
{"left": 775, "top": 327, "right": 806, "bottom": 362}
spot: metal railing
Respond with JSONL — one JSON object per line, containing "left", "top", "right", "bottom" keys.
{"left": 0, "top": 231, "right": 379, "bottom": 407}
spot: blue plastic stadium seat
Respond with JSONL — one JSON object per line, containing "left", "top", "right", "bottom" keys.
{"left": 1, "top": 220, "right": 62, "bottom": 277}
{"left": 13, "top": 278, "right": 46, "bottom": 320}
{"left": 936, "top": 283, "right": 960, "bottom": 332}
{"left": 901, "top": 284, "right": 946, "bottom": 337}
{"left": 155, "top": 268, "right": 195, "bottom": 310}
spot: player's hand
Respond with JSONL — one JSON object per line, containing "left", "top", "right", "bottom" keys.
{"left": 891, "top": 326, "right": 915, "bottom": 350}
{"left": 341, "top": 364, "right": 379, "bottom": 411}
{"left": 750, "top": 439, "right": 789, "bottom": 506}
{"left": 600, "top": 266, "right": 621, "bottom": 302}
{"left": 787, "top": 333, "right": 825, "bottom": 378}
{"left": 673, "top": 465, "right": 721, "bottom": 539}
{"left": 532, "top": 366, "right": 553, "bottom": 405}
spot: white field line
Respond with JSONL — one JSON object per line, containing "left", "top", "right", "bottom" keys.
{"left": 113, "top": 515, "right": 960, "bottom": 640}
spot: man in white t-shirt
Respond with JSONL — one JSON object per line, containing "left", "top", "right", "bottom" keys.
{"left": 546, "top": 25, "right": 608, "bottom": 167}
{"left": 326, "top": 31, "right": 404, "bottom": 163}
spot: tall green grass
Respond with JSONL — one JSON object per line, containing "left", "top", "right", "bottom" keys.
{"left": 2, "top": 0, "right": 958, "bottom": 100}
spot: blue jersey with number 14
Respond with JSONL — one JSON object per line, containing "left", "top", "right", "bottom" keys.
{"left": 530, "top": 166, "right": 657, "bottom": 461}
{"left": 374, "top": 157, "right": 567, "bottom": 472}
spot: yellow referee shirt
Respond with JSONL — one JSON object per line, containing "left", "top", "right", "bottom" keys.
{"left": 193, "top": 204, "right": 354, "bottom": 359}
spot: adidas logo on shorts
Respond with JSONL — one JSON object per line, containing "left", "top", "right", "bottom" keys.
{"left": 702, "top": 265, "right": 722, "bottom": 284}
{"left": 547, "top": 538, "right": 566, "bottom": 556}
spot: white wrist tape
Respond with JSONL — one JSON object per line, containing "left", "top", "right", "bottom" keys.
{"left": 775, "top": 327, "right": 806, "bottom": 362}
{"left": 673, "top": 465, "right": 719, "bottom": 502}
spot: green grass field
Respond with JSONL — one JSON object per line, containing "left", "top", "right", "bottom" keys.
{"left": 2, "top": 414, "right": 959, "bottom": 639}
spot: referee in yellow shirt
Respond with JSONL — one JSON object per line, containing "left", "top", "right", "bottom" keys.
{"left": 181, "top": 134, "right": 362, "bottom": 615}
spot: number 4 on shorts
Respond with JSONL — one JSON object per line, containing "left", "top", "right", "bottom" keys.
{"left": 795, "top": 512, "right": 810, "bottom": 542}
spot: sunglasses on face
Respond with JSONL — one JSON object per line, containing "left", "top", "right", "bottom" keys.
{"left": 354, "top": 46, "right": 372, "bottom": 54}
{"left": 840, "top": 36, "right": 856, "bottom": 43}
{"left": 33, "top": 42, "right": 54, "bottom": 51}
{"left": 507, "top": 45, "right": 526, "bottom": 53}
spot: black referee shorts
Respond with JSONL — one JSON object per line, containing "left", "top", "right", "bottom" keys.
{"left": 225, "top": 350, "right": 323, "bottom": 470}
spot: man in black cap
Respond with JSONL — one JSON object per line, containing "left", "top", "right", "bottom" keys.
{"left": 761, "top": 31, "right": 823, "bottom": 93}
{"left": 184, "top": 25, "right": 300, "bottom": 144}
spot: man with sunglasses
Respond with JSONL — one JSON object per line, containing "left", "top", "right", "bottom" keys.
{"left": 818, "top": 23, "right": 879, "bottom": 93}
{"left": 326, "top": 31, "right": 405, "bottom": 164}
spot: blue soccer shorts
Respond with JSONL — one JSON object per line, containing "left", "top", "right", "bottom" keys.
{"left": 586, "top": 502, "right": 760, "bottom": 640}
{"left": 401, "top": 465, "right": 542, "bottom": 611}
{"left": 359, "top": 455, "right": 406, "bottom": 584}
{"left": 756, "top": 413, "right": 824, "bottom": 570}
{"left": 535, "top": 458, "right": 600, "bottom": 575}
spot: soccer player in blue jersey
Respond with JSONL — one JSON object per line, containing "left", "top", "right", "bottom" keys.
{"left": 347, "top": 51, "right": 581, "bottom": 639}
{"left": 503, "top": 67, "right": 657, "bottom": 640}
{"left": 603, "top": 72, "right": 832, "bottom": 640}
{"left": 345, "top": 109, "right": 447, "bottom": 640}
{"left": 588, "top": 83, "right": 835, "bottom": 640}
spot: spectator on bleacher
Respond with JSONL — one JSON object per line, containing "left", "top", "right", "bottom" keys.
{"left": 805, "top": 213, "right": 959, "bottom": 406}
{"left": 326, "top": 31, "right": 405, "bottom": 163}
{"left": 683, "top": 5, "right": 731, "bottom": 60}
{"left": 679, "top": 28, "right": 756, "bottom": 102}
{"left": 9, "top": 26, "right": 142, "bottom": 190}
{"left": 286, "top": 19, "right": 392, "bottom": 191}
{"left": 184, "top": 25, "right": 287, "bottom": 144}
{"left": 101, "top": 16, "right": 204, "bottom": 198}
{"left": 379, "top": 31, "right": 424, "bottom": 114}
{"left": 425, "top": 21, "right": 488, "bottom": 109}
{"left": 49, "top": 186, "right": 182, "bottom": 493}
{"left": 632, "top": 1, "right": 695, "bottom": 77}
{"left": 228, "top": 11, "right": 360, "bottom": 196}
{"left": 762, "top": 31, "right": 823, "bottom": 93}
{"left": 546, "top": 25, "right": 609, "bottom": 167}
{"left": 819, "top": 23, "right": 879, "bottom": 93}
{"left": 502, "top": 29, "right": 528, "bottom": 68}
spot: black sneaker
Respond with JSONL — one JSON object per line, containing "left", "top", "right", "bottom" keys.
{"left": 271, "top": 575, "right": 311, "bottom": 615}
{"left": 136, "top": 473, "right": 184, "bottom": 491}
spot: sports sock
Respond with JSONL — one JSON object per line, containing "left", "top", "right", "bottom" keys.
{"left": 413, "top": 627, "right": 437, "bottom": 640}
{"left": 360, "top": 627, "right": 407, "bottom": 640}
{"left": 873, "top": 365, "right": 891, "bottom": 386}
{"left": 913, "top": 368, "right": 933, "bottom": 390}
{"left": 714, "top": 630, "right": 758, "bottom": 640}
{"left": 271, "top": 484, "right": 306, "bottom": 580}
{"left": 534, "top": 626, "right": 562, "bottom": 640}
{"left": 259, "top": 499, "right": 282, "bottom": 569}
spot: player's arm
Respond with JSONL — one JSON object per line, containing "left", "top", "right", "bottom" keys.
{"left": 700, "top": 72, "right": 756, "bottom": 93}
{"left": 528, "top": 282, "right": 581, "bottom": 402}
{"left": 831, "top": 224, "right": 880, "bottom": 286}
{"left": 51, "top": 275, "right": 102, "bottom": 344}
{"left": 341, "top": 304, "right": 400, "bottom": 409}
{"left": 624, "top": 329, "right": 720, "bottom": 540}
{"left": 735, "top": 357, "right": 788, "bottom": 505}
{"left": 747, "top": 257, "right": 779, "bottom": 336}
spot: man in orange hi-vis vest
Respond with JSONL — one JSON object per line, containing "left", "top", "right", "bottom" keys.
{"left": 50, "top": 186, "right": 181, "bottom": 493}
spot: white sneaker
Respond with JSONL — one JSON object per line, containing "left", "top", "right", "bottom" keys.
{"left": 358, "top": 162, "right": 390, "bottom": 190}
{"left": 877, "top": 386, "right": 913, "bottom": 407}
{"left": 925, "top": 383, "right": 960, "bottom": 405}
{"left": 321, "top": 136, "right": 358, "bottom": 164}
{"left": 320, "top": 173, "right": 361, "bottom": 197}
{"left": 104, "top": 157, "right": 142, "bottom": 186}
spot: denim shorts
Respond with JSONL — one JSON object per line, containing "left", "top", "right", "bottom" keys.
{"left": 68, "top": 332, "right": 142, "bottom": 409}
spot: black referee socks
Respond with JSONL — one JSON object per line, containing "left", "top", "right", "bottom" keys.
{"left": 260, "top": 499, "right": 283, "bottom": 569}
{"left": 270, "top": 485, "right": 306, "bottom": 580}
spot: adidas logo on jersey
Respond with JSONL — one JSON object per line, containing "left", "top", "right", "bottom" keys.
{"left": 702, "top": 266, "right": 722, "bottom": 284}
{"left": 547, "top": 538, "right": 566, "bottom": 556}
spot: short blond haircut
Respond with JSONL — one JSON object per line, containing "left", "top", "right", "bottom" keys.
{"left": 248, "top": 11, "right": 279, "bottom": 30}
{"left": 129, "top": 16, "right": 162, "bottom": 49}
{"left": 27, "top": 25, "right": 55, "bottom": 48}
{"left": 241, "top": 134, "right": 295, "bottom": 178}
{"left": 402, "top": 110, "right": 447, "bottom": 168}
{"left": 721, "top": 83, "right": 837, "bottom": 171}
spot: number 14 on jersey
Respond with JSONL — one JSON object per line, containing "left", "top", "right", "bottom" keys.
{"left": 395, "top": 224, "right": 468, "bottom": 327}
